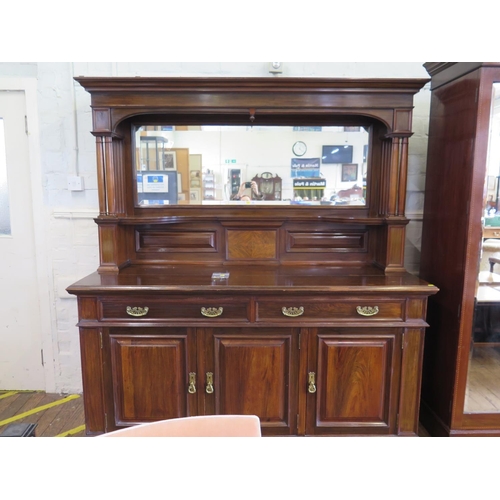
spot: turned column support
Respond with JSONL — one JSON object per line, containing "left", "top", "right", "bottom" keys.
{"left": 381, "top": 134, "right": 412, "bottom": 218}
{"left": 95, "top": 135, "right": 108, "bottom": 216}
{"left": 376, "top": 128, "right": 413, "bottom": 273}
{"left": 90, "top": 108, "right": 129, "bottom": 273}
{"left": 95, "top": 134, "right": 125, "bottom": 217}
{"left": 91, "top": 107, "right": 125, "bottom": 217}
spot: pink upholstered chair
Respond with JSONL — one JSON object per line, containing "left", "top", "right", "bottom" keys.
{"left": 98, "top": 415, "right": 261, "bottom": 437}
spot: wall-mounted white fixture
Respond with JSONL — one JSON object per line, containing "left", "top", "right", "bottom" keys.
{"left": 67, "top": 175, "right": 85, "bottom": 191}
{"left": 269, "top": 62, "right": 283, "bottom": 74}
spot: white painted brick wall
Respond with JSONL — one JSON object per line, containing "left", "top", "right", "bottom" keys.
{"left": 0, "top": 62, "right": 431, "bottom": 392}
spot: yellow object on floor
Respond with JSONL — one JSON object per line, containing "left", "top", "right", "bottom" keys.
{"left": 56, "top": 424, "right": 86, "bottom": 437}
{"left": 0, "top": 394, "right": 80, "bottom": 427}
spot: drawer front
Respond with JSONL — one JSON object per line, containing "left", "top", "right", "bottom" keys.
{"left": 483, "top": 226, "right": 500, "bottom": 239}
{"left": 255, "top": 298, "right": 405, "bottom": 322}
{"left": 99, "top": 297, "right": 250, "bottom": 322}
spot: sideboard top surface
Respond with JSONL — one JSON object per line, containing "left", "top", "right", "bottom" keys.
{"left": 67, "top": 265, "right": 438, "bottom": 296}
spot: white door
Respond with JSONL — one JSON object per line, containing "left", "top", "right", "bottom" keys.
{"left": 0, "top": 90, "right": 44, "bottom": 389}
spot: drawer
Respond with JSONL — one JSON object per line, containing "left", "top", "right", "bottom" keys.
{"left": 98, "top": 296, "right": 250, "bottom": 322}
{"left": 255, "top": 298, "right": 405, "bottom": 322}
{"left": 483, "top": 226, "right": 500, "bottom": 239}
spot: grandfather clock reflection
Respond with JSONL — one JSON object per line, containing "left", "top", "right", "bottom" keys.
{"left": 251, "top": 172, "right": 282, "bottom": 200}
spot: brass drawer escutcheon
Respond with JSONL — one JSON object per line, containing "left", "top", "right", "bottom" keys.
{"left": 282, "top": 306, "right": 304, "bottom": 318}
{"left": 201, "top": 307, "right": 223, "bottom": 318}
{"left": 356, "top": 306, "right": 379, "bottom": 317}
{"left": 126, "top": 306, "right": 149, "bottom": 317}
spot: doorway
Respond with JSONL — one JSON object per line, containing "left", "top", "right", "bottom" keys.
{"left": 0, "top": 90, "right": 45, "bottom": 389}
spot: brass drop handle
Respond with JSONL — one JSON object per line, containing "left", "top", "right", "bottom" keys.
{"left": 282, "top": 306, "right": 304, "bottom": 318}
{"left": 201, "top": 307, "right": 223, "bottom": 318}
{"left": 308, "top": 372, "right": 317, "bottom": 394}
{"left": 188, "top": 372, "right": 197, "bottom": 394}
{"left": 356, "top": 306, "right": 379, "bottom": 317}
{"left": 126, "top": 306, "right": 149, "bottom": 317}
{"left": 206, "top": 372, "right": 214, "bottom": 394}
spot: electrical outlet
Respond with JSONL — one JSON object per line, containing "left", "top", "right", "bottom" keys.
{"left": 67, "top": 176, "right": 84, "bottom": 191}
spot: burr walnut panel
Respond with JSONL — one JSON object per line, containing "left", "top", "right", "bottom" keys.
{"left": 227, "top": 230, "right": 277, "bottom": 260}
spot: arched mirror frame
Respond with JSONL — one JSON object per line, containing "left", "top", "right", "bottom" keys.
{"left": 128, "top": 116, "right": 371, "bottom": 209}
{"left": 75, "top": 77, "right": 427, "bottom": 273}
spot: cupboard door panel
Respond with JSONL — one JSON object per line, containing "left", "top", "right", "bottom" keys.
{"left": 109, "top": 329, "right": 196, "bottom": 426}
{"left": 209, "top": 328, "right": 298, "bottom": 435}
{"left": 307, "top": 329, "right": 400, "bottom": 435}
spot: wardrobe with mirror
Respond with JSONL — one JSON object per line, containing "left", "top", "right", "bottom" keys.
{"left": 420, "top": 62, "right": 500, "bottom": 436}
{"left": 67, "top": 76, "right": 437, "bottom": 436}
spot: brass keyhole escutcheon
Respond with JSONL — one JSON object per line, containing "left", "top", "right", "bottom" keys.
{"left": 308, "top": 372, "right": 317, "bottom": 394}
{"left": 206, "top": 372, "right": 214, "bottom": 394}
{"left": 188, "top": 372, "right": 197, "bottom": 394}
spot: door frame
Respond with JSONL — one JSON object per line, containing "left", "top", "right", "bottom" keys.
{"left": 0, "top": 77, "right": 55, "bottom": 391}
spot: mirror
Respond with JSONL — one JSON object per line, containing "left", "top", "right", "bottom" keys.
{"left": 466, "top": 82, "right": 500, "bottom": 413}
{"left": 133, "top": 125, "right": 369, "bottom": 207}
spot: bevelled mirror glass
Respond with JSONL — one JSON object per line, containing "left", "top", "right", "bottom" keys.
{"left": 133, "top": 125, "right": 369, "bottom": 207}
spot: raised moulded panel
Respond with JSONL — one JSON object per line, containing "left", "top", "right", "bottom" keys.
{"left": 286, "top": 229, "right": 368, "bottom": 253}
{"left": 136, "top": 228, "right": 218, "bottom": 253}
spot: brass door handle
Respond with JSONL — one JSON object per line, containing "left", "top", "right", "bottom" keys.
{"left": 356, "top": 306, "right": 379, "bottom": 317}
{"left": 188, "top": 372, "right": 197, "bottom": 394}
{"left": 308, "top": 372, "right": 317, "bottom": 393}
{"left": 126, "top": 306, "right": 149, "bottom": 317}
{"left": 206, "top": 372, "right": 214, "bottom": 394}
{"left": 201, "top": 307, "right": 223, "bottom": 318}
{"left": 282, "top": 306, "right": 304, "bottom": 318}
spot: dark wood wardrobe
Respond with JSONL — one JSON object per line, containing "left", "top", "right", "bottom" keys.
{"left": 420, "top": 62, "right": 500, "bottom": 436}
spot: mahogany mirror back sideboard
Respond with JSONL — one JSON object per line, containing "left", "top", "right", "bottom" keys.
{"left": 67, "top": 76, "right": 438, "bottom": 436}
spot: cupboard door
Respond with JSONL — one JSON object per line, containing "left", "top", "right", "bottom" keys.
{"left": 204, "top": 328, "right": 299, "bottom": 436}
{"left": 108, "top": 328, "right": 197, "bottom": 427}
{"left": 305, "top": 328, "right": 401, "bottom": 435}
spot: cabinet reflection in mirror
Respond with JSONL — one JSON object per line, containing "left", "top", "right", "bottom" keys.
{"left": 134, "top": 125, "right": 369, "bottom": 207}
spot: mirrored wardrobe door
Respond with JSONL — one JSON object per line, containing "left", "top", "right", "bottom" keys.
{"left": 465, "top": 82, "right": 500, "bottom": 414}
